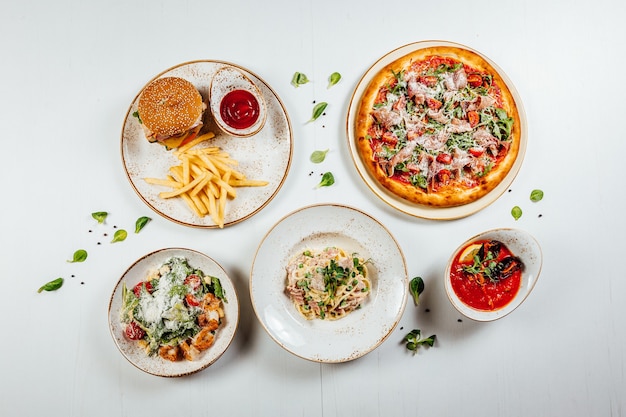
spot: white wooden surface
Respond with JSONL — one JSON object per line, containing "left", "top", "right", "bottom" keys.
{"left": 1, "top": 0, "right": 625, "bottom": 415}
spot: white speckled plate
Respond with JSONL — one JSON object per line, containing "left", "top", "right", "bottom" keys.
{"left": 250, "top": 204, "right": 408, "bottom": 363}
{"left": 121, "top": 61, "right": 292, "bottom": 228}
{"left": 108, "top": 248, "right": 239, "bottom": 377}
{"left": 444, "top": 228, "right": 542, "bottom": 321}
{"left": 346, "top": 40, "right": 527, "bottom": 220}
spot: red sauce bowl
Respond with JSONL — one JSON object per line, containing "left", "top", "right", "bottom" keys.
{"left": 444, "top": 228, "right": 542, "bottom": 321}
{"left": 209, "top": 66, "right": 267, "bottom": 138}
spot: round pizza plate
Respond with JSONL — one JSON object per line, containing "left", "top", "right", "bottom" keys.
{"left": 121, "top": 60, "right": 293, "bottom": 228}
{"left": 346, "top": 40, "right": 527, "bottom": 220}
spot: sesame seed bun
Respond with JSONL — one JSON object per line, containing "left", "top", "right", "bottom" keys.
{"left": 137, "top": 77, "right": 205, "bottom": 142}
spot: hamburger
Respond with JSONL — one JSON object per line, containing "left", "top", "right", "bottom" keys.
{"left": 136, "top": 77, "right": 207, "bottom": 150}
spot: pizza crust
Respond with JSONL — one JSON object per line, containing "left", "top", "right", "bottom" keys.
{"left": 354, "top": 45, "right": 521, "bottom": 208}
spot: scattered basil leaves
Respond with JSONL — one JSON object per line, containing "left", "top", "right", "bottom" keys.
{"left": 328, "top": 72, "right": 341, "bottom": 88}
{"left": 403, "top": 329, "right": 436, "bottom": 355}
{"left": 409, "top": 276, "right": 425, "bottom": 306}
{"left": 67, "top": 249, "right": 88, "bottom": 263}
{"left": 135, "top": 216, "right": 151, "bottom": 233}
{"left": 111, "top": 229, "right": 127, "bottom": 243}
{"left": 91, "top": 212, "right": 108, "bottom": 224}
{"left": 316, "top": 172, "right": 335, "bottom": 188}
{"left": 38, "top": 277, "right": 64, "bottom": 293}
{"left": 511, "top": 206, "right": 522, "bottom": 220}
{"left": 309, "top": 102, "right": 328, "bottom": 122}
{"left": 310, "top": 149, "right": 329, "bottom": 163}
{"left": 291, "top": 72, "right": 309, "bottom": 87}
{"left": 530, "top": 189, "right": 544, "bottom": 202}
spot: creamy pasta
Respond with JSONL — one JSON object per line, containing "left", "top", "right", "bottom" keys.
{"left": 285, "top": 247, "right": 371, "bottom": 320}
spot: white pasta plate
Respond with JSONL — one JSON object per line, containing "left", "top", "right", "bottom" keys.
{"left": 250, "top": 204, "right": 408, "bottom": 363}
{"left": 108, "top": 248, "right": 239, "bottom": 377}
{"left": 121, "top": 60, "right": 292, "bottom": 228}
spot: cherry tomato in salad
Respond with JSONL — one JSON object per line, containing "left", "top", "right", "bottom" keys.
{"left": 184, "top": 274, "right": 202, "bottom": 290}
{"left": 125, "top": 321, "right": 145, "bottom": 340}
{"left": 133, "top": 281, "right": 153, "bottom": 297}
{"left": 185, "top": 293, "right": 200, "bottom": 307}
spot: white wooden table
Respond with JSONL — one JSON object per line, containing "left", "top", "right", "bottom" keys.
{"left": 1, "top": 0, "right": 624, "bottom": 415}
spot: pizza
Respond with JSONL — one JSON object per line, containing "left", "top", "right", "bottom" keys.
{"left": 354, "top": 45, "right": 521, "bottom": 208}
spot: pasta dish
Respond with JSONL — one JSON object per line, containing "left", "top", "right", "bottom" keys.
{"left": 285, "top": 247, "right": 371, "bottom": 320}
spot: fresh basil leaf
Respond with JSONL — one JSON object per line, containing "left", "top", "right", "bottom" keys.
{"left": 111, "top": 229, "right": 127, "bottom": 243}
{"left": 134, "top": 216, "right": 151, "bottom": 233}
{"left": 511, "top": 206, "right": 522, "bottom": 220}
{"left": 38, "top": 277, "right": 64, "bottom": 293}
{"left": 530, "top": 189, "right": 544, "bottom": 202}
{"left": 309, "top": 102, "right": 328, "bottom": 122}
{"left": 328, "top": 72, "right": 341, "bottom": 88}
{"left": 316, "top": 172, "right": 335, "bottom": 188}
{"left": 404, "top": 329, "right": 420, "bottom": 342}
{"left": 291, "top": 72, "right": 309, "bottom": 87}
{"left": 403, "top": 329, "right": 437, "bottom": 355}
{"left": 421, "top": 334, "right": 437, "bottom": 347}
{"left": 310, "top": 149, "right": 329, "bottom": 163}
{"left": 67, "top": 249, "right": 88, "bottom": 263}
{"left": 91, "top": 212, "right": 108, "bottom": 224}
{"left": 409, "top": 276, "right": 425, "bottom": 306}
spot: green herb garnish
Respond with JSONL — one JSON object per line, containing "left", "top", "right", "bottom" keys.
{"left": 328, "top": 72, "right": 341, "bottom": 88}
{"left": 511, "top": 206, "right": 522, "bottom": 220}
{"left": 316, "top": 172, "right": 335, "bottom": 188}
{"left": 309, "top": 102, "right": 328, "bottom": 122}
{"left": 38, "top": 277, "right": 64, "bottom": 293}
{"left": 67, "top": 249, "right": 88, "bottom": 263}
{"left": 530, "top": 189, "right": 544, "bottom": 202}
{"left": 403, "top": 329, "right": 436, "bottom": 355}
{"left": 409, "top": 276, "right": 425, "bottom": 306}
{"left": 310, "top": 149, "right": 329, "bottom": 163}
{"left": 291, "top": 72, "right": 309, "bottom": 87}
{"left": 91, "top": 211, "right": 108, "bottom": 224}
{"left": 134, "top": 216, "right": 151, "bottom": 233}
{"left": 462, "top": 243, "right": 499, "bottom": 282}
{"left": 111, "top": 229, "right": 127, "bottom": 243}
{"left": 132, "top": 111, "right": 142, "bottom": 124}
{"left": 320, "top": 259, "right": 347, "bottom": 299}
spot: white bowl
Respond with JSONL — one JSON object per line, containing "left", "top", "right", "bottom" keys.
{"left": 209, "top": 66, "right": 267, "bottom": 137}
{"left": 108, "top": 248, "right": 239, "bottom": 377}
{"left": 444, "top": 228, "right": 542, "bottom": 321}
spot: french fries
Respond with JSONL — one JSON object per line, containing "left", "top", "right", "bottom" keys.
{"left": 144, "top": 132, "right": 268, "bottom": 228}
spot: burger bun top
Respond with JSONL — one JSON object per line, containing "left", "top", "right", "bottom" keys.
{"left": 137, "top": 77, "right": 205, "bottom": 138}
